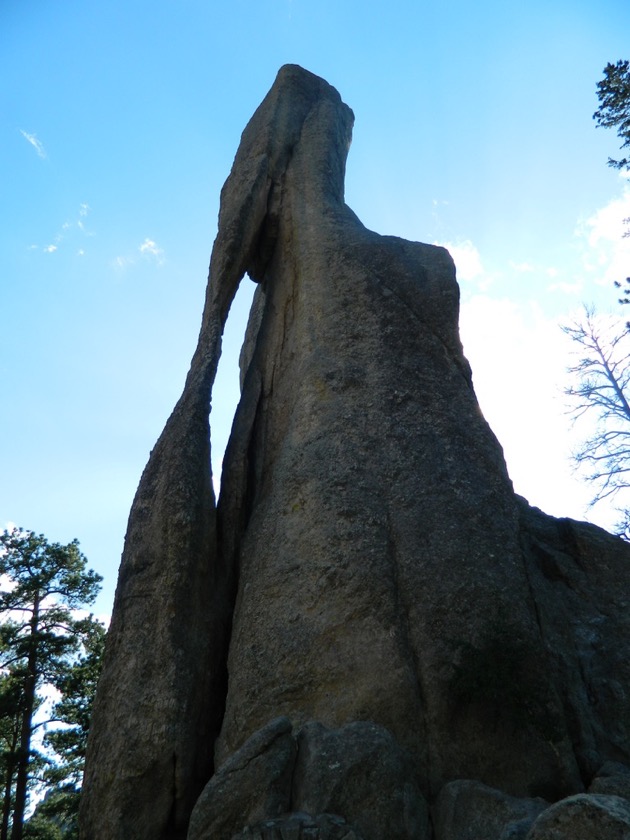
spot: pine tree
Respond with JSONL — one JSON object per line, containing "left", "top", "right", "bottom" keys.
{"left": 0, "top": 529, "right": 102, "bottom": 840}
{"left": 594, "top": 59, "right": 630, "bottom": 173}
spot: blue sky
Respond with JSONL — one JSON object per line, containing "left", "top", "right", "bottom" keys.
{"left": 2, "top": 0, "right": 630, "bottom": 615}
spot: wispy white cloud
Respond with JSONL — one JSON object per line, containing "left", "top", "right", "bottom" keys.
{"left": 113, "top": 255, "right": 133, "bottom": 271}
{"left": 509, "top": 260, "right": 535, "bottom": 273}
{"left": 139, "top": 237, "right": 164, "bottom": 264}
{"left": 508, "top": 260, "right": 566, "bottom": 291}
{"left": 112, "top": 237, "right": 165, "bottom": 271}
{"left": 19, "top": 129, "right": 47, "bottom": 159}
{"left": 576, "top": 187, "right": 630, "bottom": 286}
{"left": 440, "top": 240, "right": 485, "bottom": 284}
{"left": 548, "top": 280, "right": 583, "bottom": 297}
{"left": 584, "top": 191, "right": 630, "bottom": 246}
{"left": 29, "top": 204, "right": 95, "bottom": 256}
{"left": 542, "top": 266, "right": 581, "bottom": 297}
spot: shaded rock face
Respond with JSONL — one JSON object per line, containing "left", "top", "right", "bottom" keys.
{"left": 432, "top": 779, "right": 548, "bottom": 840}
{"left": 525, "top": 793, "right": 630, "bottom": 839}
{"left": 188, "top": 718, "right": 427, "bottom": 840}
{"left": 187, "top": 717, "right": 296, "bottom": 840}
{"left": 80, "top": 65, "right": 630, "bottom": 840}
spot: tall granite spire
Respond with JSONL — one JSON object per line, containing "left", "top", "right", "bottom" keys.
{"left": 80, "top": 66, "right": 630, "bottom": 840}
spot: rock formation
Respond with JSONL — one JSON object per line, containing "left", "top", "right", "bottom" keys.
{"left": 80, "top": 65, "right": 630, "bottom": 840}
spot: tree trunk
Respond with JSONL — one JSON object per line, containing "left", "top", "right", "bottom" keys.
{"left": 1, "top": 729, "right": 17, "bottom": 840}
{"left": 10, "top": 595, "right": 39, "bottom": 840}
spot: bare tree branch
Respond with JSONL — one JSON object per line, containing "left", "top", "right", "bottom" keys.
{"left": 563, "top": 306, "right": 630, "bottom": 536}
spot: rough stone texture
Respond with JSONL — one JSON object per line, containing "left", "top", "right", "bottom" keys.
{"left": 432, "top": 780, "right": 547, "bottom": 840}
{"left": 499, "top": 820, "right": 537, "bottom": 840}
{"left": 525, "top": 793, "right": 630, "bottom": 839}
{"left": 187, "top": 717, "right": 296, "bottom": 840}
{"left": 81, "top": 65, "right": 630, "bottom": 840}
{"left": 292, "top": 721, "right": 429, "bottom": 840}
{"left": 589, "top": 763, "right": 630, "bottom": 800}
{"left": 518, "top": 501, "right": 630, "bottom": 786}
{"left": 598, "top": 762, "right": 630, "bottom": 778}
{"left": 188, "top": 717, "right": 429, "bottom": 840}
{"left": 232, "top": 813, "right": 364, "bottom": 840}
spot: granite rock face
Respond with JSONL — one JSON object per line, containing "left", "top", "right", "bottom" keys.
{"left": 187, "top": 717, "right": 296, "bottom": 840}
{"left": 525, "top": 793, "right": 630, "bottom": 839}
{"left": 292, "top": 721, "right": 429, "bottom": 840}
{"left": 80, "top": 65, "right": 630, "bottom": 840}
{"left": 432, "top": 780, "right": 548, "bottom": 840}
{"left": 589, "top": 762, "right": 630, "bottom": 800}
{"left": 188, "top": 718, "right": 428, "bottom": 840}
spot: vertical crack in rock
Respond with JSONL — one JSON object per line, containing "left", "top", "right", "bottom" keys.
{"left": 81, "top": 65, "right": 630, "bottom": 840}
{"left": 383, "top": 507, "right": 433, "bottom": 794}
